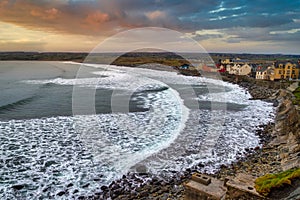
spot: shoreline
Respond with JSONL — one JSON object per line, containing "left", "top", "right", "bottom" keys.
{"left": 86, "top": 68, "right": 298, "bottom": 199}
{"left": 2, "top": 61, "right": 298, "bottom": 199}
{"left": 214, "top": 74, "right": 300, "bottom": 199}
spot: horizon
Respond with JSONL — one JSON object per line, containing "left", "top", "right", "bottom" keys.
{"left": 0, "top": 0, "right": 299, "bottom": 54}
{"left": 0, "top": 51, "right": 300, "bottom": 56}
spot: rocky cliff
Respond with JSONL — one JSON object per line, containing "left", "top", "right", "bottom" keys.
{"left": 217, "top": 84, "right": 300, "bottom": 199}
{"left": 271, "top": 90, "right": 300, "bottom": 172}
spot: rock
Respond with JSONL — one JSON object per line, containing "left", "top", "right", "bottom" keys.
{"left": 273, "top": 100, "right": 279, "bottom": 107}
{"left": 139, "top": 190, "right": 149, "bottom": 198}
{"left": 284, "top": 185, "right": 300, "bottom": 200}
{"left": 101, "top": 185, "right": 109, "bottom": 191}
{"left": 12, "top": 184, "right": 25, "bottom": 190}
{"left": 57, "top": 191, "right": 66, "bottom": 196}
{"left": 44, "top": 160, "right": 57, "bottom": 167}
{"left": 135, "top": 164, "right": 148, "bottom": 175}
{"left": 130, "top": 190, "right": 137, "bottom": 196}
{"left": 113, "top": 188, "right": 124, "bottom": 196}
{"left": 67, "top": 183, "right": 74, "bottom": 188}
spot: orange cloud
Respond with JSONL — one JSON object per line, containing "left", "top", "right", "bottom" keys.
{"left": 0, "top": 1, "right": 180, "bottom": 37}
{"left": 85, "top": 11, "right": 110, "bottom": 25}
{"left": 0, "top": 1, "right": 117, "bottom": 36}
{"left": 30, "top": 8, "right": 60, "bottom": 20}
{"left": 46, "top": 8, "right": 59, "bottom": 18}
{"left": 0, "top": 0, "right": 8, "bottom": 8}
{"left": 146, "top": 10, "right": 166, "bottom": 20}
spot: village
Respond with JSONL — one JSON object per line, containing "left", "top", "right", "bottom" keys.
{"left": 179, "top": 57, "right": 300, "bottom": 82}
{"left": 217, "top": 58, "right": 300, "bottom": 81}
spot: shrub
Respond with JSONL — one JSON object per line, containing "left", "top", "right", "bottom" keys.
{"left": 292, "top": 87, "right": 300, "bottom": 105}
{"left": 254, "top": 168, "right": 300, "bottom": 196}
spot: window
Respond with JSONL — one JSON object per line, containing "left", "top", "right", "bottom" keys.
{"left": 292, "top": 70, "right": 295, "bottom": 74}
{"left": 287, "top": 70, "right": 290, "bottom": 74}
{"left": 279, "top": 70, "right": 282, "bottom": 74}
{"left": 279, "top": 64, "right": 283, "bottom": 68}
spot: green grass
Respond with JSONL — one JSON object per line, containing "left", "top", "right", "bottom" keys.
{"left": 292, "top": 87, "right": 300, "bottom": 105}
{"left": 112, "top": 56, "right": 189, "bottom": 67}
{"left": 254, "top": 168, "right": 300, "bottom": 196}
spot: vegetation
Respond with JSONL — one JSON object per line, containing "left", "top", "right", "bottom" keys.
{"left": 112, "top": 55, "right": 187, "bottom": 67}
{"left": 0, "top": 52, "right": 87, "bottom": 62}
{"left": 292, "top": 87, "right": 300, "bottom": 105}
{"left": 1, "top": 52, "right": 299, "bottom": 64}
{"left": 254, "top": 168, "right": 300, "bottom": 196}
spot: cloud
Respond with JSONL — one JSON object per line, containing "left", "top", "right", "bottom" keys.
{"left": 270, "top": 28, "right": 300, "bottom": 35}
{"left": 0, "top": 40, "right": 47, "bottom": 51}
{"left": 0, "top": 1, "right": 119, "bottom": 35}
{"left": 30, "top": 8, "right": 60, "bottom": 20}
{"left": 0, "top": 0, "right": 9, "bottom": 8}
{"left": 1, "top": 0, "right": 299, "bottom": 34}
{"left": 0, "top": 0, "right": 299, "bottom": 53}
{"left": 146, "top": 11, "right": 166, "bottom": 20}
{"left": 85, "top": 11, "right": 110, "bottom": 25}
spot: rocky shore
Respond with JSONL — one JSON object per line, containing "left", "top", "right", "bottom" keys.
{"left": 215, "top": 75, "right": 300, "bottom": 199}
{"left": 84, "top": 73, "right": 299, "bottom": 200}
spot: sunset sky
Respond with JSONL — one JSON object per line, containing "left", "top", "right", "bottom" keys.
{"left": 0, "top": 0, "right": 299, "bottom": 54}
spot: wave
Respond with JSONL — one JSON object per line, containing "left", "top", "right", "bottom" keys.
{"left": 21, "top": 63, "right": 238, "bottom": 100}
{"left": 0, "top": 62, "right": 276, "bottom": 199}
{"left": 0, "top": 96, "right": 36, "bottom": 113}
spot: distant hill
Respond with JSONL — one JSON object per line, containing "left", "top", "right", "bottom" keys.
{"left": 0, "top": 52, "right": 298, "bottom": 65}
{"left": 0, "top": 52, "right": 88, "bottom": 62}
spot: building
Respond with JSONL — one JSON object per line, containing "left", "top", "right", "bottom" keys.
{"left": 272, "top": 61, "right": 300, "bottom": 80}
{"left": 250, "top": 64, "right": 259, "bottom": 78}
{"left": 221, "top": 57, "right": 252, "bottom": 76}
{"left": 256, "top": 65, "right": 269, "bottom": 80}
{"left": 226, "top": 63, "right": 251, "bottom": 75}
{"left": 217, "top": 64, "right": 226, "bottom": 73}
{"left": 235, "top": 63, "right": 252, "bottom": 76}
{"left": 221, "top": 58, "right": 233, "bottom": 65}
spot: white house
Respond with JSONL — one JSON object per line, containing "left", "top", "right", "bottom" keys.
{"left": 256, "top": 66, "right": 268, "bottom": 80}
{"left": 227, "top": 63, "right": 252, "bottom": 75}
{"left": 236, "top": 63, "right": 252, "bottom": 76}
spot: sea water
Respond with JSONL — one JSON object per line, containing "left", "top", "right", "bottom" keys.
{"left": 0, "top": 61, "right": 274, "bottom": 199}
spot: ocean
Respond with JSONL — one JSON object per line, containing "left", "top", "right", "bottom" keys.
{"left": 0, "top": 61, "right": 274, "bottom": 199}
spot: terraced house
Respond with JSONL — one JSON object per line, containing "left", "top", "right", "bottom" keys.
{"left": 255, "top": 66, "right": 269, "bottom": 80}
{"left": 271, "top": 61, "right": 300, "bottom": 80}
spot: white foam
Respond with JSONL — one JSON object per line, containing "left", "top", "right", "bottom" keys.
{"left": 2, "top": 62, "right": 276, "bottom": 198}
{"left": 198, "top": 84, "right": 251, "bottom": 105}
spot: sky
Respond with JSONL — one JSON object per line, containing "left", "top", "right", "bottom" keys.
{"left": 0, "top": 0, "right": 299, "bottom": 54}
